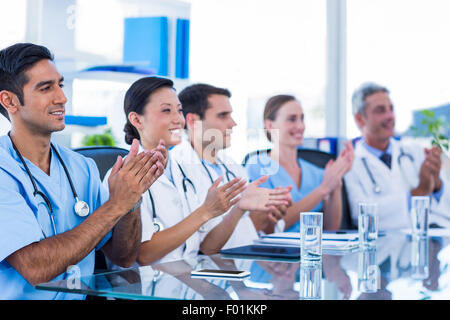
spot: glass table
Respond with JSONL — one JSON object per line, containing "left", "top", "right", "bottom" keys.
{"left": 36, "top": 231, "right": 450, "bottom": 300}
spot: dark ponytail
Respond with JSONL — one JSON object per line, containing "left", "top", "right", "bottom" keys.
{"left": 123, "top": 76, "right": 174, "bottom": 145}
{"left": 124, "top": 121, "right": 140, "bottom": 145}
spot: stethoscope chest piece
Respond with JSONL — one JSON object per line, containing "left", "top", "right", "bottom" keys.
{"left": 374, "top": 185, "right": 381, "bottom": 194}
{"left": 153, "top": 219, "right": 164, "bottom": 233}
{"left": 74, "top": 198, "right": 90, "bottom": 217}
{"left": 362, "top": 157, "right": 382, "bottom": 194}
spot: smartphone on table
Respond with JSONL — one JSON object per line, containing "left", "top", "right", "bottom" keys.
{"left": 190, "top": 269, "right": 250, "bottom": 280}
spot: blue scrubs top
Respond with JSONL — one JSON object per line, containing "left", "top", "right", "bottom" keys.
{"left": 245, "top": 152, "right": 324, "bottom": 233}
{"left": 202, "top": 160, "right": 224, "bottom": 182}
{"left": 0, "top": 135, "right": 111, "bottom": 300}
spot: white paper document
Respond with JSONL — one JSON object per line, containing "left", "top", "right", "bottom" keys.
{"left": 400, "top": 228, "right": 450, "bottom": 237}
{"left": 254, "top": 232, "right": 359, "bottom": 252}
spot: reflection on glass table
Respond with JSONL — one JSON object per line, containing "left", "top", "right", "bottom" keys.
{"left": 35, "top": 232, "right": 450, "bottom": 300}
{"left": 340, "top": 232, "right": 448, "bottom": 300}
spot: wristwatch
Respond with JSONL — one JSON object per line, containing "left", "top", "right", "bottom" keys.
{"left": 128, "top": 197, "right": 143, "bottom": 214}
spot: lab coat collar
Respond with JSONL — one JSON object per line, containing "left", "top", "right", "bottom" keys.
{"left": 175, "top": 137, "right": 232, "bottom": 167}
{"left": 356, "top": 137, "right": 400, "bottom": 160}
{"left": 175, "top": 138, "right": 204, "bottom": 166}
{"left": 355, "top": 137, "right": 404, "bottom": 174}
{"left": 361, "top": 138, "right": 393, "bottom": 158}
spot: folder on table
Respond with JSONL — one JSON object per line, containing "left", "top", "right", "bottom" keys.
{"left": 253, "top": 232, "right": 359, "bottom": 252}
{"left": 219, "top": 244, "right": 300, "bottom": 260}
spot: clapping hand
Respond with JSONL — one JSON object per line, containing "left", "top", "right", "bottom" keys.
{"left": 416, "top": 146, "right": 443, "bottom": 195}
{"left": 249, "top": 186, "right": 293, "bottom": 233}
{"left": 425, "top": 146, "right": 442, "bottom": 192}
{"left": 334, "top": 141, "right": 354, "bottom": 173}
{"left": 202, "top": 177, "right": 247, "bottom": 219}
{"left": 237, "top": 176, "right": 291, "bottom": 212}
{"left": 320, "top": 141, "right": 354, "bottom": 195}
{"left": 108, "top": 139, "right": 165, "bottom": 214}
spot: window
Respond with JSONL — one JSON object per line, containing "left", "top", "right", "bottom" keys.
{"left": 0, "top": 0, "right": 27, "bottom": 49}
{"left": 189, "top": 0, "right": 327, "bottom": 162}
{"left": 347, "top": 0, "right": 450, "bottom": 139}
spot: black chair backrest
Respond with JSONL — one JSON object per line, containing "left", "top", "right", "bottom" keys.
{"left": 73, "top": 146, "right": 129, "bottom": 180}
{"left": 73, "top": 146, "right": 130, "bottom": 277}
{"left": 243, "top": 148, "right": 355, "bottom": 230}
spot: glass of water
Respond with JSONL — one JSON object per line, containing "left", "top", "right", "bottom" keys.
{"left": 299, "top": 263, "right": 322, "bottom": 300}
{"left": 300, "top": 212, "right": 323, "bottom": 266}
{"left": 410, "top": 196, "right": 430, "bottom": 238}
{"left": 358, "top": 247, "right": 379, "bottom": 293}
{"left": 411, "top": 235, "right": 429, "bottom": 280}
{"left": 358, "top": 203, "right": 378, "bottom": 247}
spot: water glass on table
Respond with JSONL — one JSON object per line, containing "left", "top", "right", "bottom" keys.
{"left": 358, "top": 203, "right": 378, "bottom": 248}
{"left": 299, "top": 263, "right": 322, "bottom": 300}
{"left": 358, "top": 247, "right": 379, "bottom": 293}
{"left": 300, "top": 212, "right": 323, "bottom": 266}
{"left": 411, "top": 236, "right": 429, "bottom": 280}
{"left": 410, "top": 196, "right": 430, "bottom": 238}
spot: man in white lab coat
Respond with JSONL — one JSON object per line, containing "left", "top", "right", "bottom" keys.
{"left": 345, "top": 82, "right": 450, "bottom": 230}
{"left": 171, "top": 83, "right": 291, "bottom": 250}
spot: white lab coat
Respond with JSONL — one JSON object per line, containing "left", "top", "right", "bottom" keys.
{"left": 170, "top": 138, "right": 259, "bottom": 249}
{"left": 0, "top": 116, "right": 11, "bottom": 136}
{"left": 103, "top": 144, "right": 204, "bottom": 265}
{"left": 344, "top": 138, "right": 450, "bottom": 230}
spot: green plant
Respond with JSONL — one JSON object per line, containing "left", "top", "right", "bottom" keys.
{"left": 82, "top": 128, "right": 116, "bottom": 147}
{"left": 410, "top": 110, "right": 449, "bottom": 151}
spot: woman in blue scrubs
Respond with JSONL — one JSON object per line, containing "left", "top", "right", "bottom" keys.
{"left": 245, "top": 94, "right": 354, "bottom": 231}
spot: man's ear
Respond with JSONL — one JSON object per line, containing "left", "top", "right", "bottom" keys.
{"left": 185, "top": 112, "right": 201, "bottom": 131}
{"left": 0, "top": 90, "right": 20, "bottom": 117}
{"left": 355, "top": 112, "right": 366, "bottom": 130}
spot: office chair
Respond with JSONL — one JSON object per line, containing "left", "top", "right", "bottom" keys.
{"left": 73, "top": 145, "right": 130, "bottom": 266}
{"left": 243, "top": 148, "right": 356, "bottom": 230}
{"left": 73, "top": 146, "right": 129, "bottom": 180}
{"left": 73, "top": 146, "right": 130, "bottom": 300}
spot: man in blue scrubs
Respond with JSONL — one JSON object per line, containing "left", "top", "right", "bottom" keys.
{"left": 0, "top": 43, "right": 166, "bottom": 299}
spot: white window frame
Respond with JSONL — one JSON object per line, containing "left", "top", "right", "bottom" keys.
{"left": 325, "top": 0, "right": 347, "bottom": 138}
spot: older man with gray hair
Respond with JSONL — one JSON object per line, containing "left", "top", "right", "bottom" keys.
{"left": 344, "top": 82, "right": 450, "bottom": 230}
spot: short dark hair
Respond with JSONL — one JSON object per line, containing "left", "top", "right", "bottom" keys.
{"left": 123, "top": 76, "right": 175, "bottom": 145}
{"left": 0, "top": 43, "right": 54, "bottom": 120}
{"left": 178, "top": 83, "right": 231, "bottom": 120}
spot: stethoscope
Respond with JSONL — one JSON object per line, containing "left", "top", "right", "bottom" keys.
{"left": 361, "top": 146, "right": 450, "bottom": 222}
{"left": 147, "top": 161, "right": 201, "bottom": 233}
{"left": 8, "top": 132, "right": 89, "bottom": 238}
{"left": 397, "top": 147, "right": 415, "bottom": 166}
{"left": 361, "top": 147, "right": 414, "bottom": 194}
{"left": 147, "top": 190, "right": 163, "bottom": 233}
{"left": 149, "top": 267, "right": 164, "bottom": 297}
{"left": 201, "top": 158, "right": 237, "bottom": 184}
